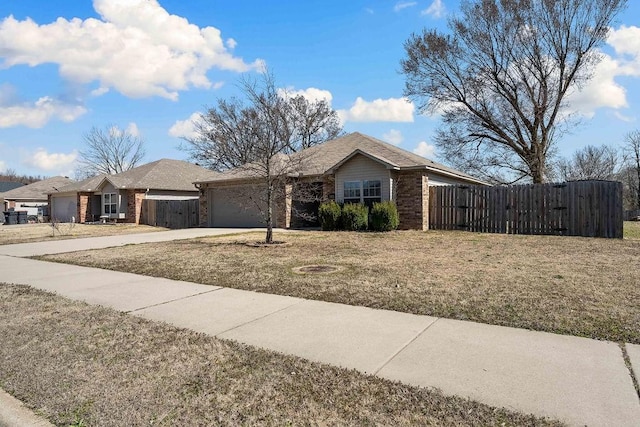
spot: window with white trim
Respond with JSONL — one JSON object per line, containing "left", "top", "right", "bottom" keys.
{"left": 343, "top": 180, "right": 382, "bottom": 208}
{"left": 103, "top": 193, "right": 117, "bottom": 215}
{"left": 343, "top": 181, "right": 361, "bottom": 204}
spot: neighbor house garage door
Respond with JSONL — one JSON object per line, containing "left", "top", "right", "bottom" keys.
{"left": 51, "top": 195, "right": 77, "bottom": 222}
{"left": 209, "top": 186, "right": 265, "bottom": 227}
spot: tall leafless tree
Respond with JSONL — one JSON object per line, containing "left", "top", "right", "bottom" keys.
{"left": 401, "top": 0, "right": 627, "bottom": 184}
{"left": 621, "top": 130, "right": 640, "bottom": 210}
{"left": 75, "top": 125, "right": 146, "bottom": 179}
{"left": 556, "top": 144, "right": 619, "bottom": 181}
{"left": 183, "top": 73, "right": 342, "bottom": 243}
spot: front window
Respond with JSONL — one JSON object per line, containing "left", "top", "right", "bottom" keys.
{"left": 343, "top": 180, "right": 382, "bottom": 207}
{"left": 343, "top": 181, "right": 361, "bottom": 204}
{"left": 362, "top": 180, "right": 382, "bottom": 208}
{"left": 103, "top": 193, "right": 117, "bottom": 215}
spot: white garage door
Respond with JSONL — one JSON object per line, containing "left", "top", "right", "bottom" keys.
{"left": 51, "top": 195, "right": 77, "bottom": 222}
{"left": 209, "top": 186, "right": 265, "bottom": 228}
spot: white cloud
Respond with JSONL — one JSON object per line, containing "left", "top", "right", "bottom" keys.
{"left": 567, "top": 26, "right": 640, "bottom": 118}
{"left": 413, "top": 141, "right": 436, "bottom": 158}
{"left": 0, "top": 96, "right": 87, "bottom": 128}
{"left": 169, "top": 112, "right": 202, "bottom": 139}
{"left": 382, "top": 129, "right": 403, "bottom": 145}
{"left": 90, "top": 87, "right": 109, "bottom": 97}
{"left": 338, "top": 97, "right": 414, "bottom": 123}
{"left": 567, "top": 55, "right": 629, "bottom": 117}
{"left": 226, "top": 38, "right": 237, "bottom": 49}
{"left": 0, "top": 0, "right": 263, "bottom": 100}
{"left": 613, "top": 111, "right": 635, "bottom": 123}
{"left": 126, "top": 122, "right": 140, "bottom": 137}
{"left": 24, "top": 148, "right": 78, "bottom": 172}
{"left": 0, "top": 160, "right": 6, "bottom": 172}
{"left": 394, "top": 2, "right": 417, "bottom": 12}
{"left": 279, "top": 87, "right": 333, "bottom": 104}
{"left": 422, "top": 0, "right": 446, "bottom": 18}
{"left": 365, "top": 8, "right": 374, "bottom": 15}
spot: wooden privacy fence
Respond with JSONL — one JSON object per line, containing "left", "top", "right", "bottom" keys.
{"left": 429, "top": 180, "right": 623, "bottom": 238}
{"left": 140, "top": 199, "right": 199, "bottom": 229}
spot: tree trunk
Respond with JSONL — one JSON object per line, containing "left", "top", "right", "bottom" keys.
{"left": 265, "top": 185, "right": 273, "bottom": 244}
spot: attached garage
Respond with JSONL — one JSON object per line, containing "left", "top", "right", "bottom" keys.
{"left": 50, "top": 195, "right": 77, "bottom": 222}
{"left": 208, "top": 186, "right": 265, "bottom": 227}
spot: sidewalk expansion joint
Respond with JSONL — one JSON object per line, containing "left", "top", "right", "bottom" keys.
{"left": 214, "top": 299, "right": 305, "bottom": 337}
{"left": 127, "top": 287, "right": 223, "bottom": 313}
{"left": 620, "top": 343, "right": 640, "bottom": 402}
{"left": 372, "top": 317, "right": 440, "bottom": 376}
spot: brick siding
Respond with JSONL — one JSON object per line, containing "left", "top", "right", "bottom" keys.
{"left": 395, "top": 170, "right": 429, "bottom": 230}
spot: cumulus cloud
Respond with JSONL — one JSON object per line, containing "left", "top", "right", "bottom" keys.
{"left": 125, "top": 122, "right": 140, "bottom": 137}
{"left": 394, "top": 2, "right": 417, "bottom": 12}
{"left": 0, "top": 0, "right": 263, "bottom": 100}
{"left": 169, "top": 112, "right": 202, "bottom": 139}
{"left": 338, "top": 97, "right": 414, "bottom": 123}
{"left": 567, "top": 25, "right": 640, "bottom": 118}
{"left": 382, "top": 129, "right": 403, "bottom": 145}
{"left": 0, "top": 160, "right": 6, "bottom": 172}
{"left": 279, "top": 87, "right": 333, "bottom": 104}
{"left": 24, "top": 148, "right": 78, "bottom": 172}
{"left": 413, "top": 141, "right": 436, "bottom": 158}
{"left": 0, "top": 96, "right": 87, "bottom": 128}
{"left": 422, "top": 0, "right": 446, "bottom": 18}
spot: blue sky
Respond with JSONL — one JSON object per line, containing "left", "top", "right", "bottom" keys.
{"left": 0, "top": 0, "right": 639, "bottom": 177}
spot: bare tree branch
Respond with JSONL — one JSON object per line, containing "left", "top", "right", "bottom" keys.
{"left": 401, "top": 0, "right": 627, "bottom": 183}
{"left": 75, "top": 125, "right": 146, "bottom": 179}
{"left": 181, "top": 72, "right": 343, "bottom": 243}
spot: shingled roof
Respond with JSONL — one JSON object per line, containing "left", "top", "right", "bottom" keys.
{"left": 197, "top": 132, "right": 486, "bottom": 184}
{"left": 2, "top": 176, "right": 74, "bottom": 200}
{"left": 56, "top": 159, "right": 219, "bottom": 193}
{"left": 0, "top": 182, "right": 24, "bottom": 193}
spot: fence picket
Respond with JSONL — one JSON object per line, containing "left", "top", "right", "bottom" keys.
{"left": 428, "top": 181, "right": 622, "bottom": 238}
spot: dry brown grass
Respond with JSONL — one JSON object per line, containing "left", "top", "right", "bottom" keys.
{"left": 0, "top": 223, "right": 167, "bottom": 245}
{"left": 43, "top": 229, "right": 640, "bottom": 344}
{"left": 625, "top": 221, "right": 640, "bottom": 239}
{"left": 0, "top": 284, "right": 560, "bottom": 426}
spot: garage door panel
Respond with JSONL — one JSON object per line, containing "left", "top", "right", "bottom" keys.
{"left": 210, "top": 187, "right": 265, "bottom": 228}
{"left": 51, "top": 195, "right": 77, "bottom": 222}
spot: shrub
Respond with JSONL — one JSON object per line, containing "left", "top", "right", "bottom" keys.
{"left": 370, "top": 201, "right": 400, "bottom": 232}
{"left": 341, "top": 203, "right": 369, "bottom": 231}
{"left": 318, "top": 201, "right": 342, "bottom": 231}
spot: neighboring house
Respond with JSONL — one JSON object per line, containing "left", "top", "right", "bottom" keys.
{"left": 195, "top": 132, "right": 487, "bottom": 230}
{"left": 0, "top": 181, "right": 26, "bottom": 223}
{"left": 1, "top": 176, "right": 73, "bottom": 218}
{"left": 49, "top": 159, "right": 218, "bottom": 224}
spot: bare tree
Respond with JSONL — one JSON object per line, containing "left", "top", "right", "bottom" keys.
{"left": 183, "top": 72, "right": 342, "bottom": 243}
{"left": 75, "top": 125, "right": 146, "bottom": 179}
{"left": 621, "top": 130, "right": 640, "bottom": 210}
{"left": 401, "top": 0, "right": 627, "bottom": 184}
{"left": 556, "top": 145, "right": 619, "bottom": 181}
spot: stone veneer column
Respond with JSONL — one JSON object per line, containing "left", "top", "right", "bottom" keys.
{"left": 77, "top": 192, "right": 92, "bottom": 223}
{"left": 125, "top": 190, "right": 146, "bottom": 224}
{"left": 322, "top": 175, "right": 336, "bottom": 201}
{"left": 198, "top": 184, "right": 208, "bottom": 227}
{"left": 395, "top": 170, "right": 429, "bottom": 230}
{"left": 275, "top": 182, "right": 292, "bottom": 228}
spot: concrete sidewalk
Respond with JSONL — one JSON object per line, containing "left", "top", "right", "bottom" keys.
{"left": 0, "top": 227, "right": 266, "bottom": 257}
{"left": 0, "top": 232, "right": 639, "bottom": 426}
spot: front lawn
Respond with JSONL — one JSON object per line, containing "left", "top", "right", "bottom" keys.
{"left": 43, "top": 229, "right": 640, "bottom": 344}
{"left": 0, "top": 223, "right": 167, "bottom": 245}
{"left": 0, "top": 284, "right": 558, "bottom": 426}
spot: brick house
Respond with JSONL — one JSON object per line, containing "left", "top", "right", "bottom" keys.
{"left": 195, "top": 132, "right": 487, "bottom": 230}
{"left": 1, "top": 176, "right": 73, "bottom": 219}
{"left": 49, "top": 159, "right": 217, "bottom": 224}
